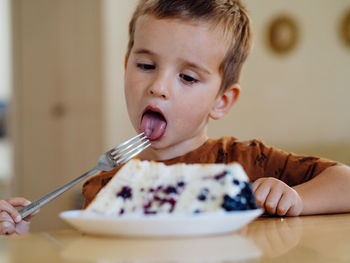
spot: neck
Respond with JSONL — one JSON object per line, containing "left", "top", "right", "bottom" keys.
{"left": 138, "top": 134, "right": 208, "bottom": 161}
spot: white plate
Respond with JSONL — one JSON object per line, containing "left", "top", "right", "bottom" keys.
{"left": 60, "top": 209, "right": 263, "bottom": 237}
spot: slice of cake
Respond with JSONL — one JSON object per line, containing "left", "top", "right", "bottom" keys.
{"left": 83, "top": 159, "right": 257, "bottom": 217}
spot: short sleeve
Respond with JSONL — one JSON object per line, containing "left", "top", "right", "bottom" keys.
{"left": 237, "top": 139, "right": 338, "bottom": 186}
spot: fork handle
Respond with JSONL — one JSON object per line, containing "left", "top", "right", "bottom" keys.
{"left": 18, "top": 167, "right": 100, "bottom": 219}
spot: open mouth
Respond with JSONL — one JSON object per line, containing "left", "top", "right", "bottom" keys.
{"left": 140, "top": 106, "right": 167, "bottom": 141}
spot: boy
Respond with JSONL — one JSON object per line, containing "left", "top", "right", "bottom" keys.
{"left": 1, "top": 0, "right": 350, "bottom": 235}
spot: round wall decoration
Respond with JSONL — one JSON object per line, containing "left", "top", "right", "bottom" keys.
{"left": 340, "top": 9, "right": 350, "bottom": 47}
{"left": 266, "top": 15, "right": 299, "bottom": 54}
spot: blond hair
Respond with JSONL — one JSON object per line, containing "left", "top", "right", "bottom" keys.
{"left": 127, "top": 0, "right": 253, "bottom": 94}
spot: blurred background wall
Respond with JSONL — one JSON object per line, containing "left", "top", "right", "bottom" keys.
{"left": 1, "top": 0, "right": 349, "bottom": 231}
{"left": 0, "top": 0, "right": 12, "bottom": 199}
{"left": 213, "top": 0, "right": 350, "bottom": 165}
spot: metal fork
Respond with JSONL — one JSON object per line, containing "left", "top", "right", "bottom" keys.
{"left": 19, "top": 133, "right": 150, "bottom": 218}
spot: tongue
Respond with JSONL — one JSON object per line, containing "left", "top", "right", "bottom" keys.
{"left": 141, "top": 112, "right": 167, "bottom": 140}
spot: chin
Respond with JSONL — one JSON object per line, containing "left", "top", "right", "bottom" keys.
{"left": 148, "top": 135, "right": 174, "bottom": 151}
{"left": 146, "top": 137, "right": 164, "bottom": 148}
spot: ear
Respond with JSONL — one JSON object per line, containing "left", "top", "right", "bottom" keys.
{"left": 209, "top": 83, "right": 240, "bottom": 120}
{"left": 124, "top": 55, "right": 129, "bottom": 70}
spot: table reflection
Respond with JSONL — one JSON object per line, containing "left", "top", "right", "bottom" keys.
{"left": 60, "top": 232, "right": 261, "bottom": 263}
{"left": 246, "top": 216, "right": 302, "bottom": 258}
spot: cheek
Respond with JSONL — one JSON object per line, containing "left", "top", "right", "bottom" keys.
{"left": 124, "top": 84, "right": 140, "bottom": 122}
{"left": 181, "top": 91, "right": 216, "bottom": 112}
{"left": 124, "top": 77, "right": 140, "bottom": 106}
{"left": 173, "top": 96, "right": 213, "bottom": 125}
{"left": 124, "top": 86, "right": 133, "bottom": 110}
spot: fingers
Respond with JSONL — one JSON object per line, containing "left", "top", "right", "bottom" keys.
{"left": 252, "top": 178, "right": 263, "bottom": 192}
{"left": 253, "top": 178, "right": 297, "bottom": 216}
{"left": 265, "top": 187, "right": 283, "bottom": 215}
{"left": 5, "top": 198, "right": 37, "bottom": 221}
{"left": 0, "top": 199, "right": 22, "bottom": 224}
{"left": 1, "top": 197, "right": 32, "bottom": 222}
{"left": 0, "top": 198, "right": 34, "bottom": 235}
{"left": 0, "top": 211, "right": 16, "bottom": 235}
{"left": 286, "top": 193, "right": 303, "bottom": 216}
{"left": 276, "top": 188, "right": 302, "bottom": 216}
{"left": 6, "top": 197, "right": 31, "bottom": 207}
{"left": 254, "top": 178, "right": 283, "bottom": 214}
{"left": 0, "top": 221, "right": 16, "bottom": 235}
{"left": 0, "top": 209, "right": 31, "bottom": 235}
{"left": 276, "top": 193, "right": 291, "bottom": 216}
{"left": 253, "top": 179, "right": 271, "bottom": 209}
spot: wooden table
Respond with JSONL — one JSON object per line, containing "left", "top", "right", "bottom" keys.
{"left": 1, "top": 213, "right": 350, "bottom": 263}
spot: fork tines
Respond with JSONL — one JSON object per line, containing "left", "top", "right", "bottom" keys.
{"left": 111, "top": 133, "right": 151, "bottom": 165}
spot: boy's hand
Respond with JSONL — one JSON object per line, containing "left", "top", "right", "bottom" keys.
{"left": 252, "top": 178, "right": 303, "bottom": 216}
{"left": 0, "top": 197, "right": 36, "bottom": 235}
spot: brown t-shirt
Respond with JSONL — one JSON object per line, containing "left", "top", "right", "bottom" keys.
{"left": 82, "top": 136, "right": 337, "bottom": 208}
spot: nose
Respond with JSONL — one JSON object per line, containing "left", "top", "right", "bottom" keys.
{"left": 148, "top": 72, "right": 170, "bottom": 99}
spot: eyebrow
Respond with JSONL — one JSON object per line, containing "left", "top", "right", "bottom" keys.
{"left": 133, "top": 48, "right": 211, "bottom": 75}
{"left": 133, "top": 48, "right": 155, "bottom": 56}
{"left": 183, "top": 61, "right": 211, "bottom": 75}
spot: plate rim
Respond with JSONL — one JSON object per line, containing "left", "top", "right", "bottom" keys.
{"left": 60, "top": 208, "right": 263, "bottom": 222}
{"left": 59, "top": 208, "right": 263, "bottom": 237}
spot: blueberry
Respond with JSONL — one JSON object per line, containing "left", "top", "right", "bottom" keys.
{"left": 233, "top": 179, "right": 240, "bottom": 185}
{"left": 177, "top": 181, "right": 185, "bottom": 187}
{"left": 197, "top": 188, "right": 209, "bottom": 201}
{"left": 221, "top": 182, "right": 258, "bottom": 211}
{"left": 214, "top": 171, "right": 228, "bottom": 180}
{"left": 164, "top": 186, "right": 177, "bottom": 194}
{"left": 117, "top": 186, "right": 132, "bottom": 200}
{"left": 168, "top": 198, "right": 176, "bottom": 212}
{"left": 197, "top": 194, "right": 206, "bottom": 201}
{"left": 143, "top": 202, "right": 152, "bottom": 209}
{"left": 144, "top": 211, "right": 157, "bottom": 215}
{"left": 222, "top": 194, "right": 243, "bottom": 211}
{"left": 241, "top": 182, "right": 253, "bottom": 195}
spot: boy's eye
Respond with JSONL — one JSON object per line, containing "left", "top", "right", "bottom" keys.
{"left": 137, "top": 63, "right": 155, "bottom": 70}
{"left": 180, "top": 74, "right": 198, "bottom": 84}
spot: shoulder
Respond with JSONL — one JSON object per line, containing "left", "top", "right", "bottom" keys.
{"left": 211, "top": 136, "right": 268, "bottom": 152}
{"left": 200, "top": 136, "right": 267, "bottom": 164}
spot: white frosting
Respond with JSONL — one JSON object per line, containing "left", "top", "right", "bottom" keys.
{"left": 83, "top": 160, "right": 250, "bottom": 217}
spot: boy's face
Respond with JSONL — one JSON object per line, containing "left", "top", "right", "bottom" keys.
{"left": 124, "top": 15, "right": 232, "bottom": 158}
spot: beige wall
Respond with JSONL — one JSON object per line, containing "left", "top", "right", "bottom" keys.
{"left": 12, "top": 0, "right": 103, "bottom": 231}
{"left": 211, "top": 0, "right": 350, "bottom": 144}
{"left": 102, "top": 0, "right": 137, "bottom": 148}
{"left": 210, "top": 0, "right": 350, "bottom": 164}
{"left": 102, "top": 0, "right": 350, "bottom": 165}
